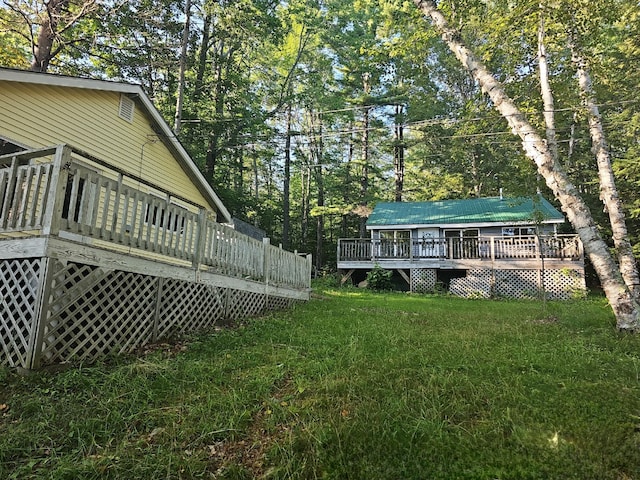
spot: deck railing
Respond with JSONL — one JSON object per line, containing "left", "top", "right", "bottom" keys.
{"left": 0, "top": 145, "right": 311, "bottom": 290}
{"left": 338, "top": 234, "right": 583, "bottom": 263}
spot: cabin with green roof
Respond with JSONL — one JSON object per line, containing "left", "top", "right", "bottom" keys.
{"left": 338, "top": 196, "right": 585, "bottom": 299}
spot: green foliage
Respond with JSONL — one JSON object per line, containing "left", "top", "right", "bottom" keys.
{"left": 2, "top": 292, "right": 640, "bottom": 478}
{"left": 0, "top": 0, "right": 639, "bottom": 268}
{"left": 365, "top": 264, "right": 393, "bottom": 290}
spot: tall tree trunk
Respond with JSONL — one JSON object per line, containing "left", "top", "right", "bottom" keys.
{"left": 394, "top": 104, "right": 405, "bottom": 202}
{"left": 194, "top": 12, "right": 212, "bottom": 102}
{"left": 282, "top": 102, "right": 293, "bottom": 250}
{"left": 301, "top": 162, "right": 311, "bottom": 247}
{"left": 205, "top": 42, "right": 231, "bottom": 178}
{"left": 252, "top": 146, "right": 259, "bottom": 202}
{"left": 173, "top": 0, "right": 191, "bottom": 134}
{"left": 567, "top": 112, "right": 577, "bottom": 168}
{"left": 359, "top": 73, "right": 371, "bottom": 237}
{"left": 470, "top": 149, "right": 482, "bottom": 196}
{"left": 569, "top": 32, "right": 640, "bottom": 301}
{"left": 234, "top": 147, "right": 243, "bottom": 195}
{"left": 537, "top": 4, "right": 558, "bottom": 161}
{"left": 314, "top": 116, "right": 325, "bottom": 271}
{"left": 343, "top": 127, "right": 355, "bottom": 238}
{"left": 31, "top": 0, "right": 70, "bottom": 72}
{"left": 412, "top": 0, "right": 640, "bottom": 331}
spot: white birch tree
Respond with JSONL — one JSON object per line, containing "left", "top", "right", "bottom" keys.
{"left": 412, "top": 0, "right": 640, "bottom": 331}
{"left": 568, "top": 26, "right": 640, "bottom": 301}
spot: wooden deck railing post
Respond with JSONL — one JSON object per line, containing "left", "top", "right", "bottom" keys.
{"left": 42, "top": 145, "right": 71, "bottom": 236}
{"left": 535, "top": 235, "right": 544, "bottom": 299}
{"left": 307, "top": 254, "right": 313, "bottom": 287}
{"left": 192, "top": 208, "right": 207, "bottom": 270}
{"left": 263, "top": 237, "right": 271, "bottom": 285}
{"left": 110, "top": 173, "right": 123, "bottom": 242}
{"left": 0, "top": 156, "right": 19, "bottom": 229}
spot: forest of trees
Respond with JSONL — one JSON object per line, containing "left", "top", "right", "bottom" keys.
{"left": 1, "top": 1, "right": 639, "bottom": 292}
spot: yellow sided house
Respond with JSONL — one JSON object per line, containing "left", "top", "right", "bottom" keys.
{"left": 0, "top": 68, "right": 311, "bottom": 370}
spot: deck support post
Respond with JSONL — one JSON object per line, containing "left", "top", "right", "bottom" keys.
{"left": 223, "top": 287, "right": 232, "bottom": 322}
{"left": 397, "top": 268, "right": 410, "bottom": 287}
{"left": 152, "top": 277, "right": 164, "bottom": 343}
{"left": 340, "top": 269, "right": 355, "bottom": 285}
{"left": 26, "top": 257, "right": 54, "bottom": 370}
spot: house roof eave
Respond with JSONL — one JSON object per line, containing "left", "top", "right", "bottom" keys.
{"left": 0, "top": 67, "right": 232, "bottom": 223}
{"left": 366, "top": 218, "right": 565, "bottom": 230}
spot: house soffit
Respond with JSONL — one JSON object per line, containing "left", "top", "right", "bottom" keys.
{"left": 366, "top": 219, "right": 563, "bottom": 231}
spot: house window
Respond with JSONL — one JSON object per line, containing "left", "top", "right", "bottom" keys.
{"left": 444, "top": 229, "right": 479, "bottom": 238}
{"left": 118, "top": 94, "right": 135, "bottom": 123}
{"left": 502, "top": 226, "right": 536, "bottom": 236}
{"left": 379, "top": 230, "right": 410, "bottom": 241}
{"left": 444, "top": 229, "right": 479, "bottom": 259}
{"left": 378, "top": 230, "right": 410, "bottom": 257}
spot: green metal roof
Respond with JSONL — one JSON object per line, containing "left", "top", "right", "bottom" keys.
{"left": 366, "top": 196, "right": 565, "bottom": 227}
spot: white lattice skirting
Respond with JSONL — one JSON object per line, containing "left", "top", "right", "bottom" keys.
{"left": 410, "top": 269, "right": 437, "bottom": 293}
{"left": 449, "top": 269, "right": 494, "bottom": 298}
{"left": 1, "top": 258, "right": 298, "bottom": 369}
{"left": 449, "top": 268, "right": 586, "bottom": 300}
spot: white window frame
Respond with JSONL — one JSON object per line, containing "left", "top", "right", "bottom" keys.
{"left": 502, "top": 226, "right": 536, "bottom": 237}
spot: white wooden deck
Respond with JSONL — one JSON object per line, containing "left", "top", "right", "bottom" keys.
{"left": 0, "top": 144, "right": 311, "bottom": 290}
{"left": 337, "top": 235, "right": 583, "bottom": 271}
{"left": 0, "top": 145, "right": 311, "bottom": 370}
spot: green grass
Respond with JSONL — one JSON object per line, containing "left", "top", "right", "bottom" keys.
{"left": 2, "top": 286, "right": 640, "bottom": 479}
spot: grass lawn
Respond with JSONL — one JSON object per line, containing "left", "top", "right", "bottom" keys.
{"left": 1, "top": 284, "right": 640, "bottom": 479}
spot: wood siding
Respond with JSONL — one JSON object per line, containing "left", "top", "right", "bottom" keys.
{"left": 0, "top": 81, "right": 212, "bottom": 212}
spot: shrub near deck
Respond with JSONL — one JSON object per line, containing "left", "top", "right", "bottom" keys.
{"left": 1, "top": 288, "right": 640, "bottom": 479}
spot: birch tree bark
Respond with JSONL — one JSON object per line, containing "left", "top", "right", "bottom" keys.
{"left": 569, "top": 33, "right": 640, "bottom": 301}
{"left": 537, "top": 5, "right": 558, "bottom": 162}
{"left": 412, "top": 0, "right": 640, "bottom": 331}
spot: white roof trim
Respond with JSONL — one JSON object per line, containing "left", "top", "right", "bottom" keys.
{"left": 367, "top": 219, "right": 564, "bottom": 230}
{"left": 0, "top": 68, "right": 231, "bottom": 223}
